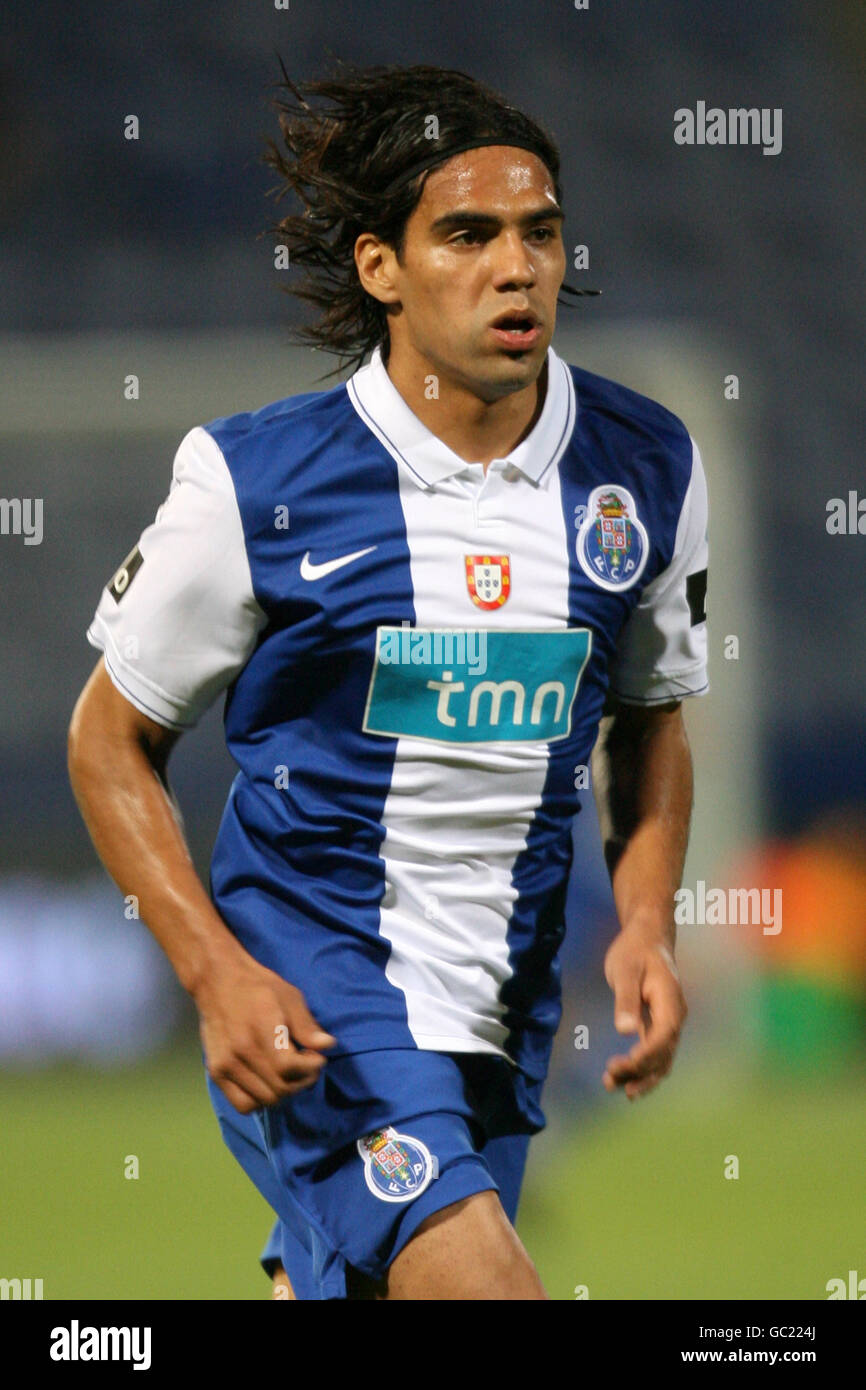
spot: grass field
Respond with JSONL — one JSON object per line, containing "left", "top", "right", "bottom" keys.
{"left": 2, "top": 1047, "right": 863, "bottom": 1300}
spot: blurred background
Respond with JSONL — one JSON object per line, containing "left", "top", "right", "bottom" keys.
{"left": 1, "top": 0, "right": 864, "bottom": 1299}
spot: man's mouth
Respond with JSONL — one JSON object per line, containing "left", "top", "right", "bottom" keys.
{"left": 488, "top": 310, "right": 543, "bottom": 351}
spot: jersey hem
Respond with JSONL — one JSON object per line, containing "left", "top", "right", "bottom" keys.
{"left": 410, "top": 1033, "right": 514, "bottom": 1062}
{"left": 609, "top": 680, "right": 709, "bottom": 705}
{"left": 326, "top": 1036, "right": 516, "bottom": 1064}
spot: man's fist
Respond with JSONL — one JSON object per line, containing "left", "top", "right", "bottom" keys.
{"left": 194, "top": 949, "right": 336, "bottom": 1113}
{"left": 602, "top": 935, "right": 687, "bottom": 1100}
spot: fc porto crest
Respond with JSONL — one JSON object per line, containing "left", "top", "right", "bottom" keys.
{"left": 465, "top": 554, "right": 511, "bottom": 609}
{"left": 576, "top": 486, "right": 648, "bottom": 591}
{"left": 357, "top": 1126, "right": 437, "bottom": 1203}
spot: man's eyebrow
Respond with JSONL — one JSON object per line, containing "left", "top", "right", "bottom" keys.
{"left": 429, "top": 207, "right": 565, "bottom": 233}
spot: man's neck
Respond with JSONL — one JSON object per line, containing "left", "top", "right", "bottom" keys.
{"left": 383, "top": 347, "right": 548, "bottom": 473}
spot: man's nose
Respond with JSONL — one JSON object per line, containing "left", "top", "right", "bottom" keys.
{"left": 491, "top": 230, "right": 536, "bottom": 285}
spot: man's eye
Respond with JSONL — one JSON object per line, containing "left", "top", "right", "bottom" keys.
{"left": 450, "top": 227, "right": 556, "bottom": 246}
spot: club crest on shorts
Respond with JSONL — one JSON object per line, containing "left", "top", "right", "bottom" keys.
{"left": 576, "top": 486, "right": 649, "bottom": 591}
{"left": 357, "top": 1126, "right": 437, "bottom": 1203}
{"left": 465, "top": 554, "right": 510, "bottom": 609}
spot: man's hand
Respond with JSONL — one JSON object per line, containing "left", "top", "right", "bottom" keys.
{"left": 193, "top": 946, "right": 336, "bottom": 1114}
{"left": 601, "top": 932, "right": 687, "bottom": 1100}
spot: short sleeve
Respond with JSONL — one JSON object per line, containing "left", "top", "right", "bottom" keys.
{"left": 607, "top": 436, "right": 708, "bottom": 705}
{"left": 86, "top": 425, "right": 267, "bottom": 729}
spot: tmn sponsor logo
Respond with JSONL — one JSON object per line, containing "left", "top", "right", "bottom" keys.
{"left": 363, "top": 626, "right": 592, "bottom": 744}
{"left": 50, "top": 1321, "right": 152, "bottom": 1371}
{"left": 675, "top": 880, "right": 782, "bottom": 935}
{"left": 0, "top": 1276, "right": 43, "bottom": 1300}
{"left": 674, "top": 102, "right": 782, "bottom": 156}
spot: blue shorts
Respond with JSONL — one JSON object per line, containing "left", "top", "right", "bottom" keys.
{"left": 206, "top": 1047, "right": 544, "bottom": 1300}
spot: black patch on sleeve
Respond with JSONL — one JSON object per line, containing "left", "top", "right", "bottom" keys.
{"left": 686, "top": 568, "right": 707, "bottom": 626}
{"left": 108, "top": 545, "right": 144, "bottom": 603}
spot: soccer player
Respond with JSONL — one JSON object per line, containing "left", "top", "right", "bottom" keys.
{"left": 67, "top": 63, "right": 708, "bottom": 1301}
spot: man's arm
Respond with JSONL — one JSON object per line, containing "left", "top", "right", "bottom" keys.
{"left": 590, "top": 694, "right": 692, "bottom": 1099}
{"left": 67, "top": 657, "right": 335, "bottom": 1113}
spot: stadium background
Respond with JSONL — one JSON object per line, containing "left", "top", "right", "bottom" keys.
{"left": 1, "top": 0, "right": 864, "bottom": 1299}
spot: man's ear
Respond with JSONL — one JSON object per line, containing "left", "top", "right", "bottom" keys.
{"left": 354, "top": 233, "right": 401, "bottom": 308}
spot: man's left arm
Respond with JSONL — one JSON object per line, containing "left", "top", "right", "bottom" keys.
{"left": 591, "top": 693, "right": 693, "bottom": 1100}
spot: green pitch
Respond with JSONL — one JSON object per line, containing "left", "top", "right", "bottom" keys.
{"left": 1, "top": 1048, "right": 863, "bottom": 1300}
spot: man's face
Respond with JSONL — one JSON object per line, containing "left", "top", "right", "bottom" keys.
{"left": 381, "top": 145, "right": 566, "bottom": 401}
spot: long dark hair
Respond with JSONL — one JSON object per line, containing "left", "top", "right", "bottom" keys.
{"left": 261, "top": 60, "right": 564, "bottom": 378}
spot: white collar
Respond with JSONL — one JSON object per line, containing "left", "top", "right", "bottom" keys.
{"left": 346, "top": 343, "right": 575, "bottom": 490}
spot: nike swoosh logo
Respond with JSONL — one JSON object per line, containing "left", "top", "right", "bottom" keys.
{"left": 300, "top": 545, "right": 377, "bottom": 580}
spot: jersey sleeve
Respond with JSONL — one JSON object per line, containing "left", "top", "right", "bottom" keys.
{"left": 606, "top": 436, "right": 709, "bottom": 705}
{"left": 86, "top": 425, "right": 268, "bottom": 730}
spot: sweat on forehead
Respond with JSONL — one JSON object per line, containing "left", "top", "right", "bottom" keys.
{"left": 428, "top": 146, "right": 553, "bottom": 188}
{"left": 381, "top": 137, "right": 557, "bottom": 199}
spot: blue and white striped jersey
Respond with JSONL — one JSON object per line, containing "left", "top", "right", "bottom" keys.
{"left": 86, "top": 344, "right": 708, "bottom": 1084}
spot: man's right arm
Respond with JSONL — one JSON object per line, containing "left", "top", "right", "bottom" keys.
{"left": 67, "top": 656, "right": 335, "bottom": 1113}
